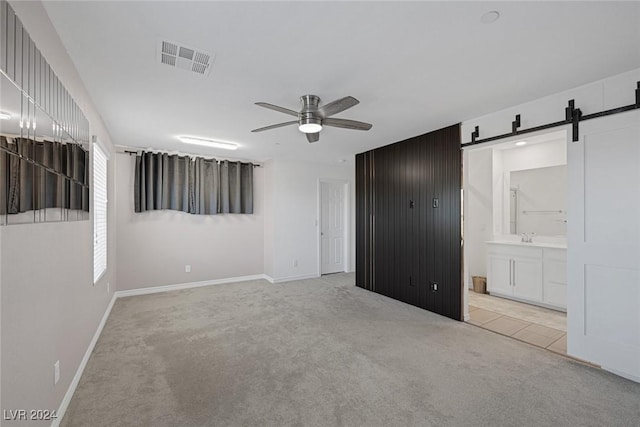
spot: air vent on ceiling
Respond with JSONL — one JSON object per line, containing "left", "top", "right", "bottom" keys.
{"left": 158, "top": 40, "right": 214, "bottom": 77}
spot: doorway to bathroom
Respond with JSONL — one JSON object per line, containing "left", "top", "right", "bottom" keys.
{"left": 462, "top": 129, "right": 568, "bottom": 355}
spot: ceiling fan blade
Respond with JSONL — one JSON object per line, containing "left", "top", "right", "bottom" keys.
{"left": 255, "top": 102, "right": 298, "bottom": 117}
{"left": 306, "top": 132, "right": 320, "bottom": 143}
{"left": 318, "top": 96, "right": 359, "bottom": 117}
{"left": 251, "top": 121, "right": 297, "bottom": 133}
{"left": 323, "top": 117, "right": 372, "bottom": 131}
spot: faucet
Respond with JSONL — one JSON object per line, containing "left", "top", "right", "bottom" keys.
{"left": 521, "top": 233, "right": 535, "bottom": 243}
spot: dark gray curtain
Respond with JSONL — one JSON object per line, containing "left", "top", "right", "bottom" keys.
{"left": 190, "top": 157, "right": 220, "bottom": 214}
{"left": 220, "top": 160, "right": 253, "bottom": 214}
{"left": 0, "top": 136, "right": 88, "bottom": 215}
{"left": 134, "top": 152, "right": 253, "bottom": 215}
{"left": 134, "top": 152, "right": 190, "bottom": 213}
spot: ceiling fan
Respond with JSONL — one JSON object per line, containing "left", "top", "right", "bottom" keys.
{"left": 251, "top": 95, "right": 372, "bottom": 143}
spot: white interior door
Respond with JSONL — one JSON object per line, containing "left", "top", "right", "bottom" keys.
{"left": 320, "top": 182, "right": 346, "bottom": 274}
{"left": 567, "top": 110, "right": 640, "bottom": 381}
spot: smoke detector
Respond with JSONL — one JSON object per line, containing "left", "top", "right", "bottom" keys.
{"left": 158, "top": 40, "right": 214, "bottom": 76}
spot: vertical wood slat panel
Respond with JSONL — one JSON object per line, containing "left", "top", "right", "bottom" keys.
{"left": 355, "top": 124, "right": 462, "bottom": 320}
{"left": 355, "top": 153, "right": 365, "bottom": 288}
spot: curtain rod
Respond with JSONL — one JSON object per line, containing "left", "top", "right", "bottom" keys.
{"left": 114, "top": 145, "right": 262, "bottom": 167}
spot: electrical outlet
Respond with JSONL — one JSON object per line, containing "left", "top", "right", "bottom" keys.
{"left": 54, "top": 360, "right": 60, "bottom": 385}
{"left": 107, "top": 282, "right": 110, "bottom": 293}
{"left": 293, "top": 260, "right": 298, "bottom": 268}
{"left": 185, "top": 265, "right": 191, "bottom": 273}
{"left": 430, "top": 281, "right": 439, "bottom": 292}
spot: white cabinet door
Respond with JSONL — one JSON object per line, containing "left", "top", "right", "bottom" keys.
{"left": 543, "top": 259, "right": 567, "bottom": 309}
{"left": 488, "top": 254, "right": 512, "bottom": 296}
{"left": 513, "top": 257, "right": 543, "bottom": 302}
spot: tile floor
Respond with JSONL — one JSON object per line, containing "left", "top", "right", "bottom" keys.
{"left": 468, "top": 291, "right": 567, "bottom": 355}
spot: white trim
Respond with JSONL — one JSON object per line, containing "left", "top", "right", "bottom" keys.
{"left": 317, "top": 179, "right": 350, "bottom": 276}
{"left": 267, "top": 273, "right": 320, "bottom": 284}
{"left": 52, "top": 293, "right": 117, "bottom": 427}
{"left": 92, "top": 135, "right": 111, "bottom": 159}
{"left": 115, "top": 274, "right": 268, "bottom": 298}
{"left": 603, "top": 367, "right": 640, "bottom": 384}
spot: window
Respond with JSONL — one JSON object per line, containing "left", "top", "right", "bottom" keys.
{"left": 93, "top": 142, "right": 108, "bottom": 283}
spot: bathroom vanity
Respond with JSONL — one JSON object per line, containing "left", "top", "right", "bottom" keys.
{"left": 486, "top": 240, "right": 567, "bottom": 311}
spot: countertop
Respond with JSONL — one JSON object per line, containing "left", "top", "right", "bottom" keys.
{"left": 487, "top": 240, "right": 567, "bottom": 249}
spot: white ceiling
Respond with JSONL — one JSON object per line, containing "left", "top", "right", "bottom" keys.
{"left": 43, "top": 1, "right": 640, "bottom": 165}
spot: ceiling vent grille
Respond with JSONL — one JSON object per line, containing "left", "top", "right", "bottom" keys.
{"left": 158, "top": 40, "right": 214, "bottom": 77}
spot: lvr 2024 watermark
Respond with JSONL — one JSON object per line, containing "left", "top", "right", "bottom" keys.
{"left": 3, "top": 409, "right": 58, "bottom": 421}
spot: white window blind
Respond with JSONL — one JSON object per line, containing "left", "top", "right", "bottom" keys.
{"left": 93, "top": 143, "right": 108, "bottom": 283}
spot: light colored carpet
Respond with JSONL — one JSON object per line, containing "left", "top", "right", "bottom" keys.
{"left": 62, "top": 273, "right": 640, "bottom": 427}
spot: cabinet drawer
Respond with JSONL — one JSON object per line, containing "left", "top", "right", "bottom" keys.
{"left": 544, "top": 248, "right": 567, "bottom": 262}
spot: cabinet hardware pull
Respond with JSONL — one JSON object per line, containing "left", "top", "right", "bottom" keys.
{"left": 509, "top": 259, "right": 513, "bottom": 286}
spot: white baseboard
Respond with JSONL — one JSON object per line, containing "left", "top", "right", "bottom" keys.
{"left": 603, "top": 366, "right": 640, "bottom": 384}
{"left": 268, "top": 273, "right": 320, "bottom": 284}
{"left": 115, "top": 274, "right": 269, "bottom": 298}
{"left": 52, "top": 293, "right": 117, "bottom": 427}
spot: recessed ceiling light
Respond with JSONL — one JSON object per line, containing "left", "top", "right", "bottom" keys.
{"left": 481, "top": 11, "right": 500, "bottom": 24}
{"left": 178, "top": 136, "right": 238, "bottom": 150}
{"left": 0, "top": 112, "right": 11, "bottom": 120}
{"left": 515, "top": 141, "right": 527, "bottom": 146}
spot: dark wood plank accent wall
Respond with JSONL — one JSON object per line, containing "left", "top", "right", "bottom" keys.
{"left": 355, "top": 124, "right": 462, "bottom": 320}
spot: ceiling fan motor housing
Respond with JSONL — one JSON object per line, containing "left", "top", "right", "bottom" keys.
{"left": 298, "top": 95, "right": 323, "bottom": 133}
{"left": 300, "top": 95, "right": 321, "bottom": 113}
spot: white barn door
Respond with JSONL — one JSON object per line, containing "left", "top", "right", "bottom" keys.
{"left": 320, "top": 182, "right": 346, "bottom": 274}
{"left": 567, "top": 110, "right": 640, "bottom": 381}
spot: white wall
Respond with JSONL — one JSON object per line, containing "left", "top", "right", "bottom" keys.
{"left": 266, "top": 158, "right": 355, "bottom": 282}
{"left": 462, "top": 67, "right": 640, "bottom": 378}
{"left": 462, "top": 148, "right": 493, "bottom": 290}
{"left": 262, "top": 159, "right": 275, "bottom": 279}
{"left": 1, "top": 0, "right": 117, "bottom": 422}
{"left": 501, "top": 139, "right": 566, "bottom": 173}
{"left": 115, "top": 154, "right": 264, "bottom": 291}
{"left": 114, "top": 154, "right": 354, "bottom": 287}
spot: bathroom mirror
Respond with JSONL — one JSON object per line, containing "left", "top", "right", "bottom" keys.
{"left": 509, "top": 165, "right": 567, "bottom": 236}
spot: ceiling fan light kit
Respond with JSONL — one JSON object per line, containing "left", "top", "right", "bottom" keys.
{"left": 252, "top": 94, "right": 372, "bottom": 143}
{"left": 298, "top": 119, "right": 322, "bottom": 134}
